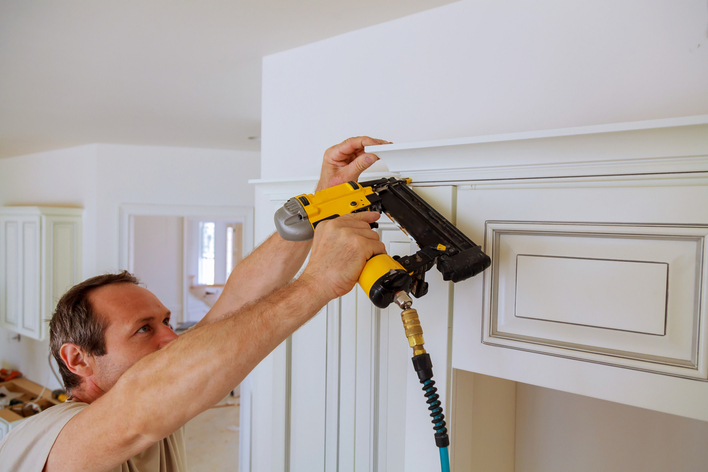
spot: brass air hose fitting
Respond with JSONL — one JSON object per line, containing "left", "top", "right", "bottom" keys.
{"left": 401, "top": 308, "right": 427, "bottom": 356}
{"left": 394, "top": 290, "right": 450, "bottom": 451}
{"left": 394, "top": 291, "right": 427, "bottom": 356}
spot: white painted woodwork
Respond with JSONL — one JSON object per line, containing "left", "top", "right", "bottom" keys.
{"left": 369, "top": 116, "right": 708, "bottom": 422}
{"left": 0, "top": 207, "right": 82, "bottom": 341}
{"left": 366, "top": 116, "right": 708, "bottom": 185}
{"left": 483, "top": 222, "right": 707, "bottom": 379}
{"left": 290, "top": 307, "right": 328, "bottom": 471}
{"left": 514, "top": 255, "right": 668, "bottom": 335}
{"left": 249, "top": 179, "right": 456, "bottom": 472}
{"left": 249, "top": 116, "right": 708, "bottom": 471}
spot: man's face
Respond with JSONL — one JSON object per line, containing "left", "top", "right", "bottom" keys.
{"left": 87, "top": 283, "right": 178, "bottom": 394}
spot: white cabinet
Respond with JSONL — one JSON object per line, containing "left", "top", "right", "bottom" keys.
{"left": 373, "top": 115, "right": 708, "bottom": 424}
{"left": 248, "top": 115, "right": 708, "bottom": 472}
{"left": 0, "top": 207, "right": 82, "bottom": 341}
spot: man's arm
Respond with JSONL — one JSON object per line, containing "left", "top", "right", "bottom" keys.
{"left": 196, "top": 233, "right": 311, "bottom": 326}
{"left": 45, "top": 211, "right": 384, "bottom": 472}
{"left": 198, "top": 136, "right": 391, "bottom": 324}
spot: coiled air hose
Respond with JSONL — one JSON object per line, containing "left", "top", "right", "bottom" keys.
{"left": 396, "top": 293, "right": 451, "bottom": 472}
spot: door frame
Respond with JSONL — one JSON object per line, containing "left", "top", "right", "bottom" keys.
{"left": 119, "top": 202, "right": 254, "bottom": 472}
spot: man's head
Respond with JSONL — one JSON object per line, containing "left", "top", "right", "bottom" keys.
{"left": 50, "top": 272, "right": 178, "bottom": 401}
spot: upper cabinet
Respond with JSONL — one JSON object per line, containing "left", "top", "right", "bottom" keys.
{"left": 370, "top": 115, "right": 708, "bottom": 422}
{"left": 0, "top": 207, "right": 82, "bottom": 341}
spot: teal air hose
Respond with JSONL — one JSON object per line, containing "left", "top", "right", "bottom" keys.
{"left": 439, "top": 446, "right": 451, "bottom": 472}
{"left": 397, "top": 298, "right": 450, "bottom": 472}
{"left": 412, "top": 353, "right": 450, "bottom": 472}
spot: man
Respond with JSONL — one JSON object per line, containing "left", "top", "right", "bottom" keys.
{"left": 0, "top": 136, "right": 390, "bottom": 471}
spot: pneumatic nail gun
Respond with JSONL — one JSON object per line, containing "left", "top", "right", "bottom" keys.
{"left": 274, "top": 177, "right": 491, "bottom": 308}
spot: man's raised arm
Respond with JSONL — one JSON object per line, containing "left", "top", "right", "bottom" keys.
{"left": 198, "top": 136, "right": 390, "bottom": 325}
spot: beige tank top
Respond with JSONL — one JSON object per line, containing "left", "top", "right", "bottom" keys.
{"left": 0, "top": 401, "right": 187, "bottom": 471}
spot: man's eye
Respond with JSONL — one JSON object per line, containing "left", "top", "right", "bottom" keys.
{"left": 163, "top": 318, "right": 171, "bottom": 327}
{"left": 137, "top": 325, "right": 151, "bottom": 333}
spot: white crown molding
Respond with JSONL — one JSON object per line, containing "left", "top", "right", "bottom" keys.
{"left": 365, "top": 115, "right": 708, "bottom": 183}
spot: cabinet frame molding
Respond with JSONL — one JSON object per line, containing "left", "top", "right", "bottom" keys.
{"left": 481, "top": 220, "right": 708, "bottom": 380}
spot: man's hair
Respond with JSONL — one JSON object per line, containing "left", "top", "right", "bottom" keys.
{"left": 49, "top": 271, "right": 140, "bottom": 392}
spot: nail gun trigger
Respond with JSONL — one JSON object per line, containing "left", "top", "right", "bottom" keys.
{"left": 369, "top": 222, "right": 379, "bottom": 230}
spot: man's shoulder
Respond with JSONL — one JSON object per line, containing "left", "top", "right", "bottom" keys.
{"left": 11, "top": 401, "right": 87, "bottom": 432}
{"left": 0, "top": 401, "right": 88, "bottom": 470}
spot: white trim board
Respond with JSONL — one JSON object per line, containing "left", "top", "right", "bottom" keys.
{"left": 365, "top": 114, "right": 708, "bottom": 152}
{"left": 365, "top": 116, "right": 708, "bottom": 183}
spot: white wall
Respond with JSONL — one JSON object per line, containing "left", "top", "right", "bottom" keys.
{"left": 259, "top": 1, "right": 708, "bottom": 470}
{"left": 0, "top": 143, "right": 259, "bottom": 389}
{"left": 0, "top": 145, "right": 99, "bottom": 390}
{"left": 132, "top": 215, "right": 184, "bottom": 320}
{"left": 515, "top": 384, "right": 708, "bottom": 472}
{"left": 94, "top": 143, "right": 259, "bottom": 272}
{"left": 262, "top": 0, "right": 708, "bottom": 180}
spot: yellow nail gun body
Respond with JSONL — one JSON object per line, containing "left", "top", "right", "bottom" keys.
{"left": 274, "top": 177, "right": 491, "bottom": 308}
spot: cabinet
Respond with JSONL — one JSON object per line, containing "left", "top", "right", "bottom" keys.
{"left": 374, "top": 115, "right": 708, "bottom": 423}
{"left": 0, "top": 207, "right": 82, "bottom": 341}
{"left": 248, "top": 115, "right": 708, "bottom": 471}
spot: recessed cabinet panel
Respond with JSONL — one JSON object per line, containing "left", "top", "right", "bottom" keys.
{"left": 515, "top": 255, "right": 668, "bottom": 335}
{"left": 484, "top": 222, "right": 707, "bottom": 379}
{"left": 51, "top": 222, "right": 78, "bottom": 308}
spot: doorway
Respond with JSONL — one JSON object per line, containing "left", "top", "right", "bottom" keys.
{"left": 120, "top": 203, "right": 254, "bottom": 472}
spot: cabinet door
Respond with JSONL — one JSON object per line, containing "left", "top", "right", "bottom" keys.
{"left": 42, "top": 216, "right": 81, "bottom": 340}
{"left": 0, "top": 216, "right": 41, "bottom": 339}
{"left": 453, "top": 178, "right": 708, "bottom": 420}
{"left": 351, "top": 186, "right": 455, "bottom": 472}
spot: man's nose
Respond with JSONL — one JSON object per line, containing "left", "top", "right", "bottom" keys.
{"left": 157, "top": 324, "right": 179, "bottom": 348}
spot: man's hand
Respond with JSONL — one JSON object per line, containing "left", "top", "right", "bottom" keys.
{"left": 200, "top": 136, "right": 390, "bottom": 326}
{"left": 302, "top": 212, "right": 385, "bottom": 301}
{"left": 316, "top": 136, "right": 391, "bottom": 191}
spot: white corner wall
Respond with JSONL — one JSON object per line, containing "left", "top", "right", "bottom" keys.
{"left": 0, "top": 143, "right": 260, "bottom": 389}
{"left": 261, "top": 0, "right": 708, "bottom": 180}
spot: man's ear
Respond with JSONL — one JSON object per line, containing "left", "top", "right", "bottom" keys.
{"left": 60, "top": 343, "right": 94, "bottom": 379}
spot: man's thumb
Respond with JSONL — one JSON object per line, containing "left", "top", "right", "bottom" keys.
{"left": 354, "top": 153, "right": 379, "bottom": 172}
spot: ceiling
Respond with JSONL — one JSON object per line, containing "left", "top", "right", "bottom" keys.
{"left": 0, "top": 0, "right": 457, "bottom": 159}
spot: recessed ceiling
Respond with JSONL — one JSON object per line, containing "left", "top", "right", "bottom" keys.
{"left": 0, "top": 0, "right": 457, "bottom": 158}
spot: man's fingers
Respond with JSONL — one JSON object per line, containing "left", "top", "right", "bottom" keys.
{"left": 346, "top": 226, "right": 382, "bottom": 240}
{"left": 328, "top": 136, "right": 391, "bottom": 161}
{"left": 345, "top": 211, "right": 381, "bottom": 224}
{"left": 314, "top": 212, "right": 380, "bottom": 236}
